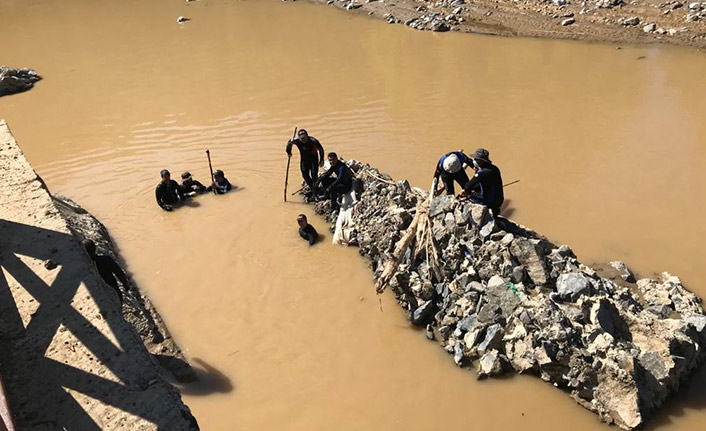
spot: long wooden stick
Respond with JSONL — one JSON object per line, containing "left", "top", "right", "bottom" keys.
{"left": 503, "top": 179, "right": 520, "bottom": 187}
{"left": 284, "top": 126, "right": 297, "bottom": 202}
{"left": 206, "top": 149, "right": 216, "bottom": 195}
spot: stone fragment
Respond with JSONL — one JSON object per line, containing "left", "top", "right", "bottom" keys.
{"left": 556, "top": 273, "right": 591, "bottom": 302}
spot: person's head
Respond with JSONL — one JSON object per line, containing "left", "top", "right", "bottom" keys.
{"left": 297, "top": 214, "right": 308, "bottom": 228}
{"left": 181, "top": 171, "right": 193, "bottom": 184}
{"left": 327, "top": 152, "right": 338, "bottom": 165}
{"left": 298, "top": 129, "right": 309, "bottom": 143}
{"left": 160, "top": 169, "right": 171, "bottom": 183}
{"left": 83, "top": 239, "right": 96, "bottom": 257}
{"left": 472, "top": 148, "right": 491, "bottom": 168}
{"left": 213, "top": 169, "right": 225, "bottom": 181}
{"left": 442, "top": 153, "right": 462, "bottom": 174}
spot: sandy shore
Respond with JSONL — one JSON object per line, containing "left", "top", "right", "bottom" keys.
{"left": 306, "top": 0, "right": 706, "bottom": 50}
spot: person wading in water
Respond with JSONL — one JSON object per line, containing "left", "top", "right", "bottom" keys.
{"left": 286, "top": 129, "right": 325, "bottom": 199}
{"left": 433, "top": 150, "right": 474, "bottom": 196}
{"left": 463, "top": 148, "right": 504, "bottom": 216}
{"left": 155, "top": 169, "right": 185, "bottom": 211}
{"left": 297, "top": 214, "right": 319, "bottom": 246}
{"left": 179, "top": 171, "right": 207, "bottom": 197}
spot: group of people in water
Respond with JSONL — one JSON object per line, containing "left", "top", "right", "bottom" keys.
{"left": 153, "top": 127, "right": 504, "bottom": 247}
{"left": 155, "top": 168, "right": 233, "bottom": 211}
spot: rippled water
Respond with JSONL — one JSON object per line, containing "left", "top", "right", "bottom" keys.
{"left": 2, "top": 0, "right": 706, "bottom": 430}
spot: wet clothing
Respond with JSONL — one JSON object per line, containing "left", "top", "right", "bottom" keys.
{"left": 213, "top": 178, "right": 233, "bottom": 194}
{"left": 91, "top": 253, "right": 129, "bottom": 304}
{"left": 434, "top": 151, "right": 472, "bottom": 195}
{"left": 299, "top": 224, "right": 319, "bottom": 246}
{"left": 156, "top": 180, "right": 185, "bottom": 211}
{"left": 180, "top": 179, "right": 207, "bottom": 195}
{"left": 287, "top": 136, "right": 325, "bottom": 188}
{"left": 464, "top": 163, "right": 504, "bottom": 215}
{"left": 317, "top": 161, "right": 354, "bottom": 211}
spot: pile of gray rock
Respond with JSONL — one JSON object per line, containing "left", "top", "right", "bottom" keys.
{"left": 0, "top": 66, "right": 41, "bottom": 97}
{"left": 312, "top": 160, "right": 706, "bottom": 430}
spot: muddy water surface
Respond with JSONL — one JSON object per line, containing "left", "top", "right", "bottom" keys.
{"left": 2, "top": 0, "right": 706, "bottom": 430}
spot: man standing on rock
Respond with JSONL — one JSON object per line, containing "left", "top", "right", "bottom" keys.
{"left": 433, "top": 150, "right": 474, "bottom": 195}
{"left": 83, "top": 239, "right": 130, "bottom": 305}
{"left": 155, "top": 169, "right": 185, "bottom": 211}
{"left": 286, "top": 129, "right": 325, "bottom": 195}
{"left": 463, "top": 148, "right": 504, "bottom": 216}
{"left": 315, "top": 152, "right": 353, "bottom": 211}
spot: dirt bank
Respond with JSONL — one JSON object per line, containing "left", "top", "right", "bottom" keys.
{"left": 306, "top": 0, "right": 706, "bottom": 49}
{"left": 0, "top": 120, "right": 198, "bottom": 430}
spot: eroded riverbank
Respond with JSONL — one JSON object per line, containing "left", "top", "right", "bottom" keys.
{"left": 307, "top": 0, "right": 706, "bottom": 49}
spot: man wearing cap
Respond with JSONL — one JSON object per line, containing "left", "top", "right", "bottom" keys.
{"left": 433, "top": 150, "right": 473, "bottom": 195}
{"left": 212, "top": 169, "right": 233, "bottom": 194}
{"left": 179, "top": 171, "right": 208, "bottom": 197}
{"left": 286, "top": 129, "right": 325, "bottom": 192}
{"left": 463, "top": 148, "right": 504, "bottom": 216}
{"left": 155, "top": 169, "right": 185, "bottom": 211}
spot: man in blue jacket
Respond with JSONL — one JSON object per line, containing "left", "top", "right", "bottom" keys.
{"left": 315, "top": 152, "right": 353, "bottom": 211}
{"left": 433, "top": 150, "right": 473, "bottom": 195}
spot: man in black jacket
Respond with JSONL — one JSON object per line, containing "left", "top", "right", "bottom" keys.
{"left": 463, "top": 148, "right": 504, "bottom": 216}
{"left": 179, "top": 171, "right": 207, "bottom": 197}
{"left": 155, "top": 169, "right": 184, "bottom": 211}
{"left": 297, "top": 214, "right": 319, "bottom": 246}
{"left": 315, "top": 152, "right": 353, "bottom": 211}
{"left": 286, "top": 129, "right": 325, "bottom": 191}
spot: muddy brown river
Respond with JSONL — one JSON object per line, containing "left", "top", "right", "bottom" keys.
{"left": 2, "top": 0, "right": 706, "bottom": 429}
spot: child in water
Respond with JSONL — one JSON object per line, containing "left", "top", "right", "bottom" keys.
{"left": 297, "top": 214, "right": 318, "bottom": 246}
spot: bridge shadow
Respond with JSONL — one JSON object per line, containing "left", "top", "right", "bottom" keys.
{"left": 0, "top": 219, "right": 199, "bottom": 430}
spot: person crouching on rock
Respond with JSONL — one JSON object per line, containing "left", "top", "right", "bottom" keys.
{"left": 179, "top": 171, "right": 207, "bottom": 197}
{"left": 462, "top": 148, "right": 504, "bottom": 216}
{"left": 212, "top": 169, "right": 233, "bottom": 194}
{"left": 156, "top": 169, "right": 185, "bottom": 212}
{"left": 315, "top": 152, "right": 353, "bottom": 211}
{"left": 297, "top": 214, "right": 319, "bottom": 246}
{"left": 286, "top": 128, "right": 325, "bottom": 198}
{"left": 83, "top": 239, "right": 130, "bottom": 305}
{"left": 433, "top": 150, "right": 473, "bottom": 196}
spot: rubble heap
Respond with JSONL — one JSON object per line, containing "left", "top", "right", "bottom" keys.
{"left": 313, "top": 160, "right": 706, "bottom": 430}
{"left": 0, "top": 66, "right": 41, "bottom": 97}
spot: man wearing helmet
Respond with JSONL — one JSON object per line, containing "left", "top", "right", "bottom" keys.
{"left": 433, "top": 150, "right": 473, "bottom": 195}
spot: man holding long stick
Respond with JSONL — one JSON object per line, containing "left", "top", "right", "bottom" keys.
{"left": 286, "top": 129, "right": 325, "bottom": 198}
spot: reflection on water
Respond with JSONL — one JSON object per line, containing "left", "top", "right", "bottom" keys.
{"left": 2, "top": 0, "right": 706, "bottom": 430}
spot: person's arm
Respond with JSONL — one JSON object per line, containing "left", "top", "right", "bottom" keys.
{"left": 463, "top": 170, "right": 486, "bottom": 196}
{"left": 286, "top": 139, "right": 295, "bottom": 156}
{"left": 459, "top": 152, "right": 472, "bottom": 169}
{"left": 314, "top": 138, "right": 325, "bottom": 165}
{"left": 316, "top": 164, "right": 334, "bottom": 185}
{"left": 224, "top": 179, "right": 232, "bottom": 192}
{"left": 156, "top": 185, "right": 172, "bottom": 211}
{"left": 327, "top": 164, "right": 345, "bottom": 190}
{"left": 433, "top": 156, "right": 443, "bottom": 179}
{"left": 173, "top": 180, "right": 186, "bottom": 201}
{"left": 194, "top": 180, "right": 206, "bottom": 192}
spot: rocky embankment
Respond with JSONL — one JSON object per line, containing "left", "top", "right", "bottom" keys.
{"left": 312, "top": 160, "right": 706, "bottom": 429}
{"left": 0, "top": 66, "right": 41, "bottom": 97}
{"left": 304, "top": 0, "right": 706, "bottom": 49}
